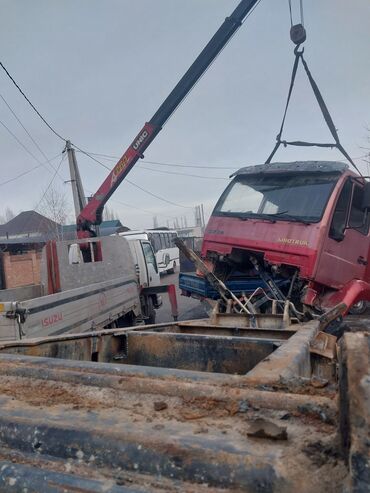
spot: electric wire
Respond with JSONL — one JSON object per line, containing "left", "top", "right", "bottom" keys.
{"left": 76, "top": 151, "right": 238, "bottom": 170}
{"left": 0, "top": 92, "right": 58, "bottom": 174}
{"left": 125, "top": 179, "right": 193, "bottom": 209}
{"left": 12, "top": 153, "right": 67, "bottom": 237}
{"left": 138, "top": 165, "right": 228, "bottom": 180}
{"left": 76, "top": 150, "right": 195, "bottom": 209}
{"left": 0, "top": 112, "right": 66, "bottom": 183}
{"left": 0, "top": 3, "right": 261, "bottom": 211}
{"left": 0, "top": 153, "right": 62, "bottom": 187}
{"left": 84, "top": 189, "right": 178, "bottom": 220}
{"left": 142, "top": 159, "right": 236, "bottom": 171}
{"left": 0, "top": 117, "right": 52, "bottom": 169}
{"left": 0, "top": 61, "right": 66, "bottom": 143}
{"left": 34, "top": 153, "right": 66, "bottom": 213}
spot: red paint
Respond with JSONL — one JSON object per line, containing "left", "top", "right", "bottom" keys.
{"left": 166, "top": 284, "right": 178, "bottom": 319}
{"left": 77, "top": 122, "right": 158, "bottom": 232}
{"left": 42, "top": 312, "right": 63, "bottom": 328}
{"left": 202, "top": 170, "right": 370, "bottom": 312}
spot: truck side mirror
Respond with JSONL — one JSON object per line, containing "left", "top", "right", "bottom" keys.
{"left": 361, "top": 182, "right": 370, "bottom": 210}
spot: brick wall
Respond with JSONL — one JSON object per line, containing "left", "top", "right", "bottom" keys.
{"left": 2, "top": 250, "right": 42, "bottom": 289}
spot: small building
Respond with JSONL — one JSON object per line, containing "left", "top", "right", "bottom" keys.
{"left": 0, "top": 211, "right": 63, "bottom": 290}
{"left": 0, "top": 212, "right": 129, "bottom": 290}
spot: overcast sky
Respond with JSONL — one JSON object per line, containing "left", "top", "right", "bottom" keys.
{"left": 0, "top": 0, "right": 369, "bottom": 229}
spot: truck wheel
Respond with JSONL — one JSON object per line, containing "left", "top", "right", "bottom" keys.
{"left": 117, "top": 312, "right": 137, "bottom": 328}
{"left": 167, "top": 261, "right": 176, "bottom": 275}
{"left": 349, "top": 301, "right": 367, "bottom": 315}
{"left": 145, "top": 297, "right": 156, "bottom": 325}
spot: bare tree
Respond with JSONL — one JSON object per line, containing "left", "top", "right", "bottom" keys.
{"left": 4, "top": 207, "right": 15, "bottom": 222}
{"left": 103, "top": 206, "right": 120, "bottom": 222}
{"left": 0, "top": 207, "right": 16, "bottom": 224}
{"left": 37, "top": 185, "right": 71, "bottom": 240}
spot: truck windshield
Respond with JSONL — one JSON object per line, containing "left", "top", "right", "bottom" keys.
{"left": 215, "top": 173, "right": 340, "bottom": 223}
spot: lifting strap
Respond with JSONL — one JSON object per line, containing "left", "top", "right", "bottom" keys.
{"left": 265, "top": 45, "right": 361, "bottom": 175}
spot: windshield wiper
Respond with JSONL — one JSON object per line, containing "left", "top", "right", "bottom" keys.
{"left": 271, "top": 213, "right": 311, "bottom": 224}
{"left": 246, "top": 211, "right": 311, "bottom": 224}
{"left": 218, "top": 211, "right": 311, "bottom": 224}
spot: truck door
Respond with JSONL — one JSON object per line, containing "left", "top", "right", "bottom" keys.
{"left": 141, "top": 241, "right": 160, "bottom": 287}
{"left": 316, "top": 178, "right": 370, "bottom": 288}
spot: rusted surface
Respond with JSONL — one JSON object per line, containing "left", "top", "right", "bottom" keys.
{"left": 0, "top": 354, "right": 337, "bottom": 419}
{"left": 126, "top": 331, "right": 275, "bottom": 374}
{"left": 0, "top": 359, "right": 346, "bottom": 492}
{"left": 159, "top": 324, "right": 296, "bottom": 339}
{"left": 0, "top": 317, "right": 357, "bottom": 491}
{"left": 339, "top": 332, "right": 370, "bottom": 492}
{"left": 245, "top": 321, "right": 319, "bottom": 385}
{"left": 310, "top": 331, "right": 337, "bottom": 359}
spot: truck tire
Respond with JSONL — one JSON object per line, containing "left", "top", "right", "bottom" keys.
{"left": 349, "top": 300, "right": 367, "bottom": 315}
{"left": 167, "top": 261, "right": 176, "bottom": 275}
{"left": 116, "top": 312, "right": 137, "bottom": 328}
{"left": 145, "top": 297, "right": 156, "bottom": 325}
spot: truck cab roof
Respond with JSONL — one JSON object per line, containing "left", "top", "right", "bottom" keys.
{"left": 232, "top": 161, "right": 349, "bottom": 177}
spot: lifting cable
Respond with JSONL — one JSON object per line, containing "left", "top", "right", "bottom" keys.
{"left": 266, "top": 2, "right": 361, "bottom": 176}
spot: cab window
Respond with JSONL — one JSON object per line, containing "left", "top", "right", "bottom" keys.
{"left": 329, "top": 180, "right": 352, "bottom": 240}
{"left": 141, "top": 242, "right": 158, "bottom": 273}
{"left": 330, "top": 180, "right": 369, "bottom": 240}
{"left": 348, "top": 185, "right": 369, "bottom": 235}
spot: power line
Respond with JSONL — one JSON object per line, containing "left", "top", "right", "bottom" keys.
{"left": 77, "top": 148, "right": 194, "bottom": 209}
{"left": 143, "top": 159, "right": 236, "bottom": 171}
{"left": 0, "top": 92, "right": 58, "bottom": 174}
{"left": 0, "top": 153, "right": 62, "bottom": 187}
{"left": 0, "top": 117, "right": 50, "bottom": 167}
{"left": 138, "top": 165, "right": 228, "bottom": 180}
{"left": 12, "top": 153, "right": 67, "bottom": 237}
{"left": 77, "top": 151, "right": 238, "bottom": 170}
{"left": 0, "top": 61, "right": 66, "bottom": 142}
{"left": 88, "top": 191, "right": 178, "bottom": 220}
{"left": 0, "top": 116, "right": 67, "bottom": 182}
{"left": 125, "top": 179, "right": 193, "bottom": 209}
{"left": 35, "top": 154, "right": 66, "bottom": 212}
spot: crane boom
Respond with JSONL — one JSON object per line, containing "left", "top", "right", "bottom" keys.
{"left": 77, "top": 0, "right": 259, "bottom": 235}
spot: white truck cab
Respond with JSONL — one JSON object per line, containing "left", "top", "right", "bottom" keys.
{"left": 115, "top": 233, "right": 162, "bottom": 324}
{"left": 120, "top": 234, "right": 160, "bottom": 289}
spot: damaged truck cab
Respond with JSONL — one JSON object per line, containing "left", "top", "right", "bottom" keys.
{"left": 201, "top": 161, "right": 370, "bottom": 315}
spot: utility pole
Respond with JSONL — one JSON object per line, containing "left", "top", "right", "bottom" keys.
{"left": 66, "top": 141, "right": 87, "bottom": 219}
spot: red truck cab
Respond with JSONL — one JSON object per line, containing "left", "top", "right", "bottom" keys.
{"left": 202, "top": 161, "right": 370, "bottom": 315}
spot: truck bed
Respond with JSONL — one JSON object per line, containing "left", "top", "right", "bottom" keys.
{"left": 0, "top": 275, "right": 139, "bottom": 340}
{"left": 0, "top": 316, "right": 367, "bottom": 492}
